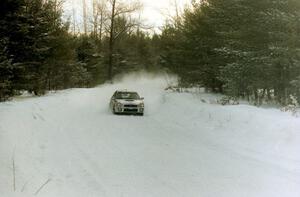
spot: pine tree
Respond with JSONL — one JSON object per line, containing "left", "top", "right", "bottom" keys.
{"left": 0, "top": 41, "right": 13, "bottom": 101}
{"left": 0, "top": 0, "right": 25, "bottom": 100}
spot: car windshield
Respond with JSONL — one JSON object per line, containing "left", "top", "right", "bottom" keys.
{"left": 115, "top": 92, "right": 140, "bottom": 99}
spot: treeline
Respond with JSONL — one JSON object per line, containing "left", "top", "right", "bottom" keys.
{"left": 0, "top": 0, "right": 159, "bottom": 101}
{"left": 159, "top": 0, "right": 300, "bottom": 105}
{"left": 2, "top": 0, "right": 300, "bottom": 106}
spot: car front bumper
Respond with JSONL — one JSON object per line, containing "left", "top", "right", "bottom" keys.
{"left": 115, "top": 106, "right": 144, "bottom": 114}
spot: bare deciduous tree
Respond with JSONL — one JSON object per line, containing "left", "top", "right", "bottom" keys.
{"left": 107, "top": 0, "right": 142, "bottom": 81}
{"left": 72, "top": 7, "right": 77, "bottom": 34}
{"left": 82, "top": 0, "right": 87, "bottom": 34}
{"left": 97, "top": 0, "right": 107, "bottom": 42}
{"left": 91, "top": 0, "right": 107, "bottom": 42}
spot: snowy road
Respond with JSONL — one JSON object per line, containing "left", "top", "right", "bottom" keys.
{"left": 1, "top": 75, "right": 300, "bottom": 197}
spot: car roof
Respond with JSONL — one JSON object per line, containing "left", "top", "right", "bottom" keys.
{"left": 115, "top": 90, "right": 138, "bottom": 93}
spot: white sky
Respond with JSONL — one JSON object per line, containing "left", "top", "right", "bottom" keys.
{"left": 139, "top": 0, "right": 190, "bottom": 27}
{"left": 63, "top": 0, "right": 190, "bottom": 32}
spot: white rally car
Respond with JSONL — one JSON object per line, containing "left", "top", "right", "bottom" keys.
{"left": 110, "top": 90, "right": 144, "bottom": 116}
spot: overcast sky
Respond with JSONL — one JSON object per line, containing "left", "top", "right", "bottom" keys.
{"left": 138, "top": 0, "right": 190, "bottom": 27}
{"left": 63, "top": 0, "right": 190, "bottom": 32}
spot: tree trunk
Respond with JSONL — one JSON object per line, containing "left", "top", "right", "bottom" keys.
{"left": 82, "top": 0, "right": 87, "bottom": 35}
{"left": 99, "top": 11, "right": 103, "bottom": 47}
{"left": 254, "top": 89, "right": 258, "bottom": 106}
{"left": 108, "top": 0, "right": 116, "bottom": 81}
{"left": 267, "top": 89, "right": 271, "bottom": 101}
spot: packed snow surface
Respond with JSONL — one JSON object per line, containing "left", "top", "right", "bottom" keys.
{"left": 0, "top": 74, "right": 300, "bottom": 197}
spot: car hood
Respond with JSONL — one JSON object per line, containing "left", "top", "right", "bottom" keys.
{"left": 116, "top": 99, "right": 144, "bottom": 105}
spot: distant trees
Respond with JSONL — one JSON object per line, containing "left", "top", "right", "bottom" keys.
{"left": 159, "top": 0, "right": 300, "bottom": 105}
{"left": 91, "top": 0, "right": 107, "bottom": 41}
{"left": 106, "top": 0, "right": 142, "bottom": 80}
{"left": 74, "top": 0, "right": 155, "bottom": 82}
{"left": 0, "top": 0, "right": 159, "bottom": 101}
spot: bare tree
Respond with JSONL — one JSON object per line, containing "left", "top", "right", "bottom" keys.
{"left": 97, "top": 0, "right": 107, "bottom": 43}
{"left": 107, "top": 0, "right": 116, "bottom": 81}
{"left": 72, "top": 7, "right": 77, "bottom": 34}
{"left": 107, "top": 0, "right": 142, "bottom": 81}
{"left": 91, "top": 0, "right": 107, "bottom": 42}
{"left": 82, "top": 0, "right": 87, "bottom": 35}
{"left": 92, "top": 0, "right": 99, "bottom": 37}
{"left": 159, "top": 0, "right": 186, "bottom": 28}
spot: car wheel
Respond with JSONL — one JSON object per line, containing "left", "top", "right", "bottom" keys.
{"left": 113, "top": 105, "right": 116, "bottom": 114}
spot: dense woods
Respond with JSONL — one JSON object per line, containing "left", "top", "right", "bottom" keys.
{"left": 1, "top": 0, "right": 300, "bottom": 107}
{"left": 0, "top": 0, "right": 158, "bottom": 101}
{"left": 160, "top": 0, "right": 300, "bottom": 106}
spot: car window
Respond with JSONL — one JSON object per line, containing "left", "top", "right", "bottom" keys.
{"left": 115, "top": 92, "right": 140, "bottom": 99}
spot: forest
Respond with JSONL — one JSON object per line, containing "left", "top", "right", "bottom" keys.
{"left": 1, "top": 0, "right": 300, "bottom": 107}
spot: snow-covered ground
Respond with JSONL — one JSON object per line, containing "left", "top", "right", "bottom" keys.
{"left": 0, "top": 74, "right": 300, "bottom": 197}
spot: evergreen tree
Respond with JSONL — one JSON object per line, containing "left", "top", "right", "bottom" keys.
{"left": 0, "top": 0, "right": 25, "bottom": 100}
{"left": 0, "top": 40, "right": 13, "bottom": 101}
{"left": 159, "top": 0, "right": 300, "bottom": 105}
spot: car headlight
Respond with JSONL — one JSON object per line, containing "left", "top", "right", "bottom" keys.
{"left": 139, "top": 103, "right": 144, "bottom": 108}
{"left": 116, "top": 102, "right": 122, "bottom": 107}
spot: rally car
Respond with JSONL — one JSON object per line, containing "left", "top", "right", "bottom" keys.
{"left": 110, "top": 90, "right": 144, "bottom": 116}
